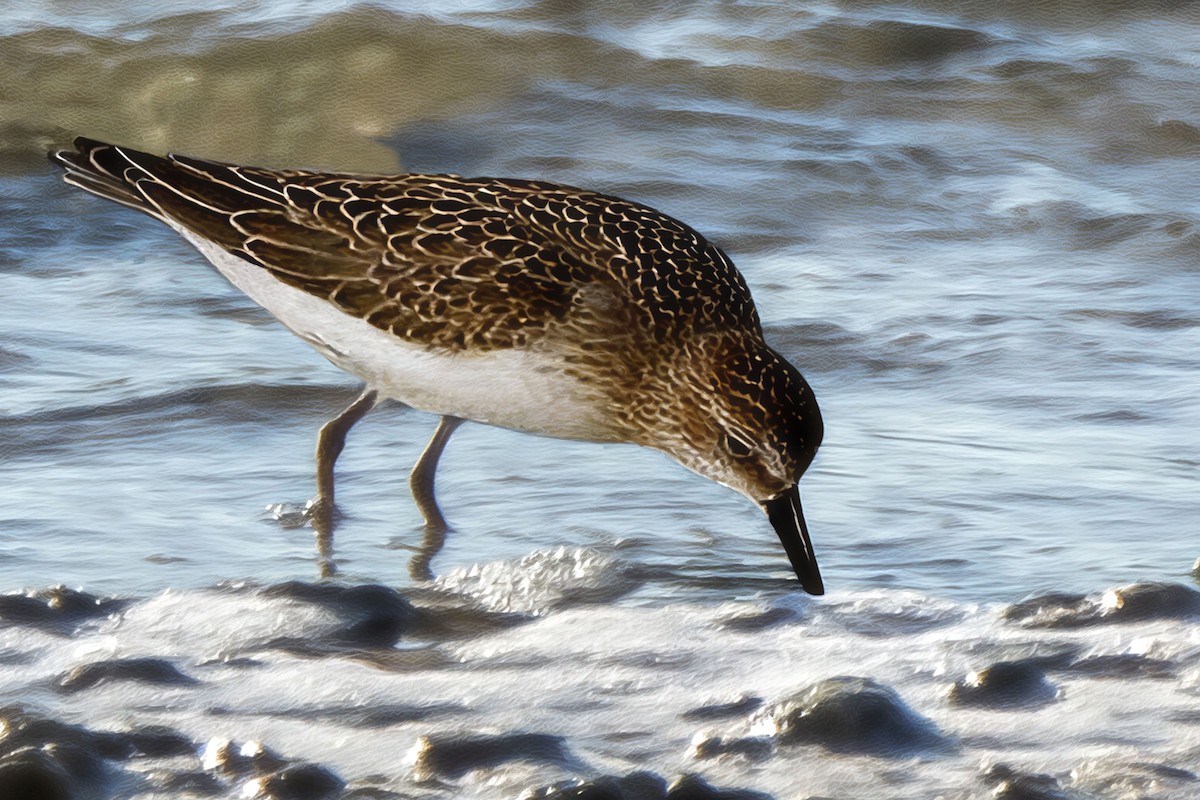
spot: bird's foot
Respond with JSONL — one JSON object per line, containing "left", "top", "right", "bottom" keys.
{"left": 302, "top": 495, "right": 337, "bottom": 533}
{"left": 264, "top": 496, "right": 340, "bottom": 578}
{"left": 264, "top": 496, "right": 339, "bottom": 530}
{"left": 265, "top": 501, "right": 310, "bottom": 529}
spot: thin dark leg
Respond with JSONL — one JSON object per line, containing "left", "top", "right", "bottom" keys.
{"left": 308, "top": 387, "right": 378, "bottom": 575}
{"left": 408, "top": 415, "right": 464, "bottom": 580}
{"left": 315, "top": 388, "right": 379, "bottom": 506}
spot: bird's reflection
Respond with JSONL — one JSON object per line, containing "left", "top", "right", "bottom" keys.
{"left": 312, "top": 510, "right": 450, "bottom": 581}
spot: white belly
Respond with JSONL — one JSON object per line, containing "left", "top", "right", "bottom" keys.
{"left": 178, "top": 231, "right": 615, "bottom": 441}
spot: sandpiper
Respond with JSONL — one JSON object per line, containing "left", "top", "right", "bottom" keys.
{"left": 49, "top": 138, "right": 826, "bottom": 594}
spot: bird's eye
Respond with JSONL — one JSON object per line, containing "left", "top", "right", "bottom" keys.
{"left": 724, "top": 432, "right": 753, "bottom": 457}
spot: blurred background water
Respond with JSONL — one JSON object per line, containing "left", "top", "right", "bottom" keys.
{"left": 1, "top": 2, "right": 1199, "bottom": 798}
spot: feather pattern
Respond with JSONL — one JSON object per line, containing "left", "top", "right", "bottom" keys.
{"left": 50, "top": 138, "right": 762, "bottom": 356}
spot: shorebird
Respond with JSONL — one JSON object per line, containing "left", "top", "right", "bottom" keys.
{"left": 49, "top": 138, "right": 826, "bottom": 594}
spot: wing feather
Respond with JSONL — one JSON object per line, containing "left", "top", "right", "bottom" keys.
{"left": 49, "top": 138, "right": 761, "bottom": 356}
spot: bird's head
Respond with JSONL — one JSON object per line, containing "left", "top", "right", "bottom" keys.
{"left": 636, "top": 336, "right": 825, "bottom": 594}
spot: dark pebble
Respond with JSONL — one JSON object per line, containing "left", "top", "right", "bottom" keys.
{"left": 524, "top": 771, "right": 667, "bottom": 799}
{"left": 1003, "top": 592, "right": 1091, "bottom": 628}
{"left": 121, "top": 725, "right": 195, "bottom": 758}
{"left": 1004, "top": 582, "right": 1200, "bottom": 628}
{"left": 260, "top": 763, "right": 345, "bottom": 800}
{"left": 0, "top": 746, "right": 76, "bottom": 800}
{"left": 667, "top": 774, "right": 774, "bottom": 800}
{"left": 691, "top": 735, "right": 773, "bottom": 761}
{"left": 681, "top": 695, "right": 763, "bottom": 721}
{"left": 982, "top": 764, "right": 1073, "bottom": 800}
{"left": 53, "top": 657, "right": 198, "bottom": 693}
{"left": 0, "top": 586, "right": 127, "bottom": 634}
{"left": 1100, "top": 582, "right": 1200, "bottom": 621}
{"left": 86, "top": 723, "right": 194, "bottom": 761}
{"left": 0, "top": 709, "right": 91, "bottom": 753}
{"left": 523, "top": 772, "right": 773, "bottom": 800}
{"left": 948, "top": 660, "right": 1057, "bottom": 709}
{"left": 0, "top": 708, "right": 198, "bottom": 798}
{"left": 0, "top": 709, "right": 109, "bottom": 780}
{"left": 146, "top": 769, "right": 224, "bottom": 795}
{"left": 769, "top": 676, "right": 948, "bottom": 756}
{"left": 259, "top": 582, "right": 418, "bottom": 648}
{"left": 412, "top": 732, "right": 573, "bottom": 780}
{"left": 341, "top": 789, "right": 409, "bottom": 799}
{"left": 203, "top": 739, "right": 288, "bottom": 778}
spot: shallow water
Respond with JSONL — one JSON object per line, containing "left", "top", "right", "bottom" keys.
{"left": 2, "top": 1, "right": 1199, "bottom": 798}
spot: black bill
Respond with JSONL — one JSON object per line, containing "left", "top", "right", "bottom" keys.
{"left": 762, "top": 485, "right": 824, "bottom": 595}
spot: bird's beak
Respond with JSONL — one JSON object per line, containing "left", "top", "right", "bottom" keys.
{"left": 762, "top": 485, "right": 824, "bottom": 595}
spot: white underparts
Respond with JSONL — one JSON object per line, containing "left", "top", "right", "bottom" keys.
{"left": 176, "top": 230, "right": 615, "bottom": 442}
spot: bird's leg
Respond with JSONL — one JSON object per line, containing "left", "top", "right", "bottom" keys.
{"left": 307, "top": 388, "right": 378, "bottom": 570}
{"left": 408, "top": 415, "right": 464, "bottom": 580}
{"left": 409, "top": 415, "right": 465, "bottom": 527}
{"left": 314, "top": 388, "right": 379, "bottom": 504}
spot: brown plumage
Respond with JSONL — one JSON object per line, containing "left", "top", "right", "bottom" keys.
{"left": 49, "top": 137, "right": 827, "bottom": 594}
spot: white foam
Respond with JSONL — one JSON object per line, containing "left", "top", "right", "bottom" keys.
{"left": 433, "top": 545, "right": 636, "bottom": 614}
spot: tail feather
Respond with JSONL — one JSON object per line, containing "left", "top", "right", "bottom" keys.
{"left": 48, "top": 137, "right": 290, "bottom": 221}
{"left": 49, "top": 138, "right": 155, "bottom": 215}
{"left": 48, "top": 137, "right": 372, "bottom": 283}
{"left": 48, "top": 137, "right": 297, "bottom": 250}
